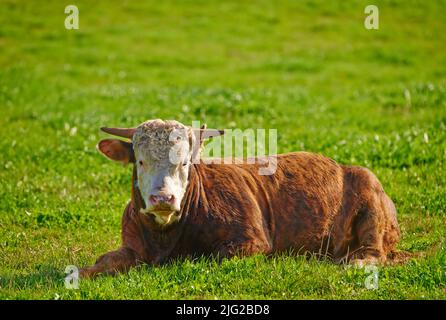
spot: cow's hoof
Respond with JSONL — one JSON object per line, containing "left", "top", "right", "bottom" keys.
{"left": 79, "top": 267, "right": 95, "bottom": 278}
{"left": 350, "top": 257, "right": 379, "bottom": 268}
{"left": 350, "top": 259, "right": 367, "bottom": 268}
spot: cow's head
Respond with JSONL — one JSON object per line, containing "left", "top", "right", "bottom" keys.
{"left": 97, "top": 119, "right": 224, "bottom": 226}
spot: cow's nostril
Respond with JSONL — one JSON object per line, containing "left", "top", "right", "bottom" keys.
{"left": 166, "top": 195, "right": 175, "bottom": 204}
{"left": 149, "top": 195, "right": 158, "bottom": 205}
{"left": 149, "top": 194, "right": 175, "bottom": 206}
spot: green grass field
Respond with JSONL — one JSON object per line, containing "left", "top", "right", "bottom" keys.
{"left": 0, "top": 0, "right": 445, "bottom": 299}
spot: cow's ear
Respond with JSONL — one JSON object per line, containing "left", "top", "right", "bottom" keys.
{"left": 97, "top": 139, "right": 135, "bottom": 164}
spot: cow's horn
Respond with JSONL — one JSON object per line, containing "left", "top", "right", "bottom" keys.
{"left": 199, "top": 128, "right": 225, "bottom": 139}
{"left": 100, "top": 127, "right": 136, "bottom": 139}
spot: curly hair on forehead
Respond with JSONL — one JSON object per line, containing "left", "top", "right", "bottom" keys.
{"left": 132, "top": 119, "right": 193, "bottom": 162}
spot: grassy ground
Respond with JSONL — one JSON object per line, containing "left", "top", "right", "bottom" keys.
{"left": 0, "top": 0, "right": 445, "bottom": 299}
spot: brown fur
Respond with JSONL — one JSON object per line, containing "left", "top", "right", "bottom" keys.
{"left": 80, "top": 152, "right": 400, "bottom": 277}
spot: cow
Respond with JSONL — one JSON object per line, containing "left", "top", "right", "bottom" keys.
{"left": 79, "top": 119, "right": 401, "bottom": 277}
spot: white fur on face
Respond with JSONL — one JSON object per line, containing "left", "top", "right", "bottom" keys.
{"left": 136, "top": 161, "right": 190, "bottom": 212}
{"left": 132, "top": 120, "right": 194, "bottom": 225}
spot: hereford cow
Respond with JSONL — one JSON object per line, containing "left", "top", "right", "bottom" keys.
{"left": 79, "top": 119, "right": 400, "bottom": 277}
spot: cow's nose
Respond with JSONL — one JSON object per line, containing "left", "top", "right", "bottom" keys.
{"left": 149, "top": 194, "right": 175, "bottom": 206}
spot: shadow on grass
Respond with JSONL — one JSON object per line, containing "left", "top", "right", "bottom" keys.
{"left": 0, "top": 265, "right": 65, "bottom": 291}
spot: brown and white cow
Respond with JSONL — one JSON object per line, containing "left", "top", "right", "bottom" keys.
{"left": 79, "top": 119, "right": 400, "bottom": 277}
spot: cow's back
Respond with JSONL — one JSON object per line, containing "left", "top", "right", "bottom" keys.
{"left": 186, "top": 152, "right": 345, "bottom": 255}
{"left": 259, "top": 152, "right": 344, "bottom": 252}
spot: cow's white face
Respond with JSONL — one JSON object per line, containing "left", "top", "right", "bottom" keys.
{"left": 97, "top": 119, "right": 223, "bottom": 227}
{"left": 132, "top": 120, "right": 195, "bottom": 225}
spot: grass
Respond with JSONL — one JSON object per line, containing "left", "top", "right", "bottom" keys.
{"left": 0, "top": 0, "right": 445, "bottom": 299}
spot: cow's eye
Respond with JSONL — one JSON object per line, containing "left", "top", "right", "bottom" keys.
{"left": 182, "top": 162, "right": 188, "bottom": 167}
{"left": 139, "top": 160, "right": 143, "bottom": 166}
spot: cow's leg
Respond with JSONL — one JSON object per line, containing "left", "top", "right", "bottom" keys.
{"left": 79, "top": 246, "right": 140, "bottom": 278}
{"left": 79, "top": 202, "right": 147, "bottom": 278}
{"left": 336, "top": 167, "right": 400, "bottom": 266}
{"left": 348, "top": 191, "right": 399, "bottom": 266}
{"left": 217, "top": 239, "right": 272, "bottom": 260}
